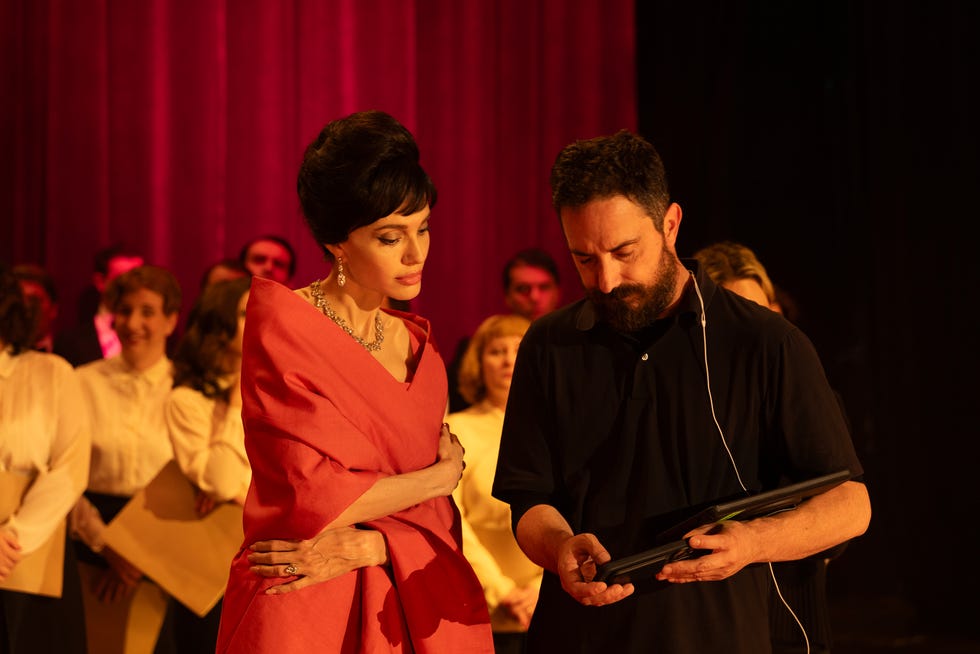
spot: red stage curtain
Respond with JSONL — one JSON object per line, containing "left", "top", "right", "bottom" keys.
{"left": 1, "top": 0, "right": 635, "bottom": 352}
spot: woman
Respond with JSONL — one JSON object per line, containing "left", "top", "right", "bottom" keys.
{"left": 448, "top": 314, "right": 542, "bottom": 654}
{"left": 693, "top": 241, "right": 844, "bottom": 654}
{"left": 70, "top": 265, "right": 182, "bottom": 654}
{"left": 216, "top": 111, "right": 492, "bottom": 653}
{"left": 0, "top": 263, "right": 90, "bottom": 653}
{"left": 161, "top": 276, "right": 252, "bottom": 653}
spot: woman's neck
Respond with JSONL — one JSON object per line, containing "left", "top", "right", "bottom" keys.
{"left": 310, "top": 279, "right": 385, "bottom": 339}
{"left": 485, "top": 389, "right": 509, "bottom": 412}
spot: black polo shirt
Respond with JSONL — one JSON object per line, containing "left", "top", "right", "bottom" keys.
{"left": 493, "top": 261, "right": 863, "bottom": 654}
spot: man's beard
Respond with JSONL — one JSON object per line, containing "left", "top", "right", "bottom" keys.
{"left": 587, "top": 250, "right": 680, "bottom": 333}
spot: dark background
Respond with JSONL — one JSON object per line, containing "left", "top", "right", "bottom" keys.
{"left": 637, "top": 0, "right": 980, "bottom": 642}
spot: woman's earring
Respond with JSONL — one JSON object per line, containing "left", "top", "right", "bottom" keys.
{"left": 336, "top": 258, "right": 346, "bottom": 288}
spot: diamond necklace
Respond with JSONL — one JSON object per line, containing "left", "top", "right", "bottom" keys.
{"left": 310, "top": 278, "right": 384, "bottom": 352}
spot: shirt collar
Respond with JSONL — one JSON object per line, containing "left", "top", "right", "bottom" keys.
{"left": 106, "top": 353, "right": 173, "bottom": 384}
{"left": 573, "top": 258, "right": 715, "bottom": 332}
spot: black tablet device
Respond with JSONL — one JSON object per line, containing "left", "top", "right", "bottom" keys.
{"left": 593, "top": 469, "right": 851, "bottom": 586}
{"left": 593, "top": 538, "right": 702, "bottom": 585}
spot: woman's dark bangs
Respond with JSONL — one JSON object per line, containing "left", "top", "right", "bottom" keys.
{"left": 368, "top": 161, "right": 435, "bottom": 217}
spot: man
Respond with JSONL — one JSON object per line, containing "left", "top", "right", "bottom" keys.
{"left": 238, "top": 235, "right": 296, "bottom": 286}
{"left": 200, "top": 257, "right": 250, "bottom": 289}
{"left": 54, "top": 245, "right": 144, "bottom": 367}
{"left": 492, "top": 130, "right": 871, "bottom": 653}
{"left": 447, "top": 247, "right": 562, "bottom": 413}
{"left": 501, "top": 247, "right": 562, "bottom": 321}
{"left": 12, "top": 263, "right": 59, "bottom": 352}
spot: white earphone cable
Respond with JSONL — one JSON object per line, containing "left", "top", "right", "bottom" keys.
{"left": 688, "top": 270, "right": 809, "bottom": 654}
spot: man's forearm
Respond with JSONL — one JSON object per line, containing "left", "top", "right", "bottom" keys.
{"left": 745, "top": 480, "right": 871, "bottom": 562}
{"left": 514, "top": 504, "right": 575, "bottom": 574}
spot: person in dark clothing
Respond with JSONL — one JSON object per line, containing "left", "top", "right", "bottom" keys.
{"left": 237, "top": 235, "right": 296, "bottom": 286}
{"left": 693, "top": 239, "right": 849, "bottom": 654}
{"left": 492, "top": 130, "right": 871, "bottom": 653}
{"left": 53, "top": 244, "right": 144, "bottom": 367}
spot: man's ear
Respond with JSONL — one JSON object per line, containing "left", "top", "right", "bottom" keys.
{"left": 663, "top": 203, "right": 683, "bottom": 247}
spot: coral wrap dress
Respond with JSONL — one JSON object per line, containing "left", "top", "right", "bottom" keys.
{"left": 216, "top": 278, "right": 492, "bottom": 653}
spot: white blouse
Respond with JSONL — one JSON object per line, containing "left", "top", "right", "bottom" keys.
{"left": 165, "top": 385, "right": 250, "bottom": 503}
{"left": 76, "top": 354, "right": 175, "bottom": 496}
{"left": 0, "top": 348, "right": 91, "bottom": 554}
{"left": 448, "top": 401, "right": 543, "bottom": 632}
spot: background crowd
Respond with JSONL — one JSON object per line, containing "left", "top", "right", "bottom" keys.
{"left": 3, "top": 1, "right": 978, "bottom": 652}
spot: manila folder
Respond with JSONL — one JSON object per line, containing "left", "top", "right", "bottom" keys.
{"left": 102, "top": 460, "right": 244, "bottom": 617}
{"left": 0, "top": 470, "right": 65, "bottom": 597}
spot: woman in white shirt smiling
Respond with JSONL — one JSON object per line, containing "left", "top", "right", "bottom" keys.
{"left": 70, "top": 264, "right": 182, "bottom": 654}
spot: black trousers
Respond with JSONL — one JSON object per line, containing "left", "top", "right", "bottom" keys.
{"left": 0, "top": 528, "right": 87, "bottom": 654}
{"left": 152, "top": 597, "right": 222, "bottom": 654}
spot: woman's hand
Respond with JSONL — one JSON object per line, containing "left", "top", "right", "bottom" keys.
{"left": 194, "top": 488, "right": 218, "bottom": 517}
{"left": 93, "top": 546, "right": 142, "bottom": 602}
{"left": 247, "top": 526, "right": 388, "bottom": 595}
{"left": 0, "top": 531, "right": 22, "bottom": 581}
{"left": 433, "top": 423, "right": 465, "bottom": 494}
{"left": 500, "top": 585, "right": 539, "bottom": 629}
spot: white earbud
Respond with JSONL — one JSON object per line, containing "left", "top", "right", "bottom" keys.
{"left": 689, "top": 270, "right": 808, "bottom": 652}
{"left": 690, "top": 270, "right": 707, "bottom": 328}
{"left": 689, "top": 269, "right": 745, "bottom": 492}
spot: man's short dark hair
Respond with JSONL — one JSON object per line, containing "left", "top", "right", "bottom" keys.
{"left": 550, "top": 129, "right": 671, "bottom": 231}
{"left": 94, "top": 243, "right": 142, "bottom": 275}
{"left": 501, "top": 247, "right": 560, "bottom": 292}
{"left": 238, "top": 235, "right": 297, "bottom": 277}
{"left": 200, "top": 258, "right": 251, "bottom": 289}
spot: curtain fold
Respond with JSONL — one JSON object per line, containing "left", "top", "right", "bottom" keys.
{"left": 2, "top": 0, "right": 635, "bottom": 352}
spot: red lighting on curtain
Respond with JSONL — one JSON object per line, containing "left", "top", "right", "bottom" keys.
{"left": 1, "top": 0, "right": 635, "bottom": 353}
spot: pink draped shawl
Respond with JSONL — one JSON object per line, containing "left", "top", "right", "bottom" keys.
{"left": 216, "top": 278, "right": 492, "bottom": 653}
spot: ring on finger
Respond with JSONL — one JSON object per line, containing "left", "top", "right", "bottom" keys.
{"left": 284, "top": 563, "right": 298, "bottom": 575}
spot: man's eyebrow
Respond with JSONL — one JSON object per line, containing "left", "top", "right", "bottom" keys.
{"left": 610, "top": 238, "right": 639, "bottom": 252}
{"left": 570, "top": 238, "right": 638, "bottom": 257}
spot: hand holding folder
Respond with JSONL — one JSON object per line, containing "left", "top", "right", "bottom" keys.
{"left": 102, "top": 460, "right": 244, "bottom": 617}
{"left": 0, "top": 469, "right": 66, "bottom": 597}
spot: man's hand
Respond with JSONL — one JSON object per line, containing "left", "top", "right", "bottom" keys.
{"left": 556, "top": 533, "right": 634, "bottom": 606}
{"left": 657, "top": 521, "right": 757, "bottom": 583}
